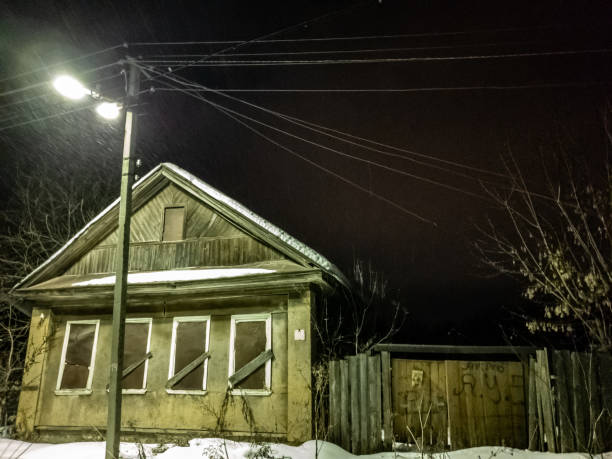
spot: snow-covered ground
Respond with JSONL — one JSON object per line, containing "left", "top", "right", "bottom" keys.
{"left": 0, "top": 438, "right": 609, "bottom": 459}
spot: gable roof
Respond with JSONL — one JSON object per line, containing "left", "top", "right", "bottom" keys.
{"left": 13, "top": 163, "right": 348, "bottom": 292}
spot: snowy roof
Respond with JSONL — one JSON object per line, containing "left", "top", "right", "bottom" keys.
{"left": 14, "top": 162, "right": 348, "bottom": 291}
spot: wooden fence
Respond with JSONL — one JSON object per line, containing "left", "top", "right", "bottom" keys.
{"left": 328, "top": 353, "right": 392, "bottom": 454}
{"left": 529, "top": 349, "right": 612, "bottom": 453}
{"left": 328, "top": 346, "right": 611, "bottom": 454}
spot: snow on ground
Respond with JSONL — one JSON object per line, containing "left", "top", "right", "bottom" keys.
{"left": 0, "top": 438, "right": 609, "bottom": 459}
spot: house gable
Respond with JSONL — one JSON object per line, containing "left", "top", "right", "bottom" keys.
{"left": 14, "top": 163, "right": 348, "bottom": 294}
{"left": 64, "top": 183, "right": 285, "bottom": 276}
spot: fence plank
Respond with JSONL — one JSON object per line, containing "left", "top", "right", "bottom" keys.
{"left": 381, "top": 351, "right": 393, "bottom": 450}
{"left": 528, "top": 356, "right": 539, "bottom": 450}
{"left": 340, "top": 359, "right": 350, "bottom": 452}
{"left": 359, "top": 353, "right": 369, "bottom": 453}
{"left": 552, "top": 350, "right": 574, "bottom": 452}
{"left": 536, "top": 349, "right": 556, "bottom": 452}
{"left": 368, "top": 355, "right": 380, "bottom": 452}
{"left": 596, "top": 352, "right": 612, "bottom": 451}
{"left": 587, "top": 353, "right": 603, "bottom": 453}
{"left": 571, "top": 352, "right": 587, "bottom": 450}
{"left": 329, "top": 360, "right": 340, "bottom": 444}
{"left": 348, "top": 356, "right": 360, "bottom": 454}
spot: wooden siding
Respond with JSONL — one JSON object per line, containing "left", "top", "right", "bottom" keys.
{"left": 64, "top": 183, "right": 285, "bottom": 275}
{"left": 100, "top": 183, "right": 244, "bottom": 245}
{"left": 65, "top": 236, "right": 284, "bottom": 275}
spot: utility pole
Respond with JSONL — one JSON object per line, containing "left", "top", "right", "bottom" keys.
{"left": 105, "top": 58, "right": 140, "bottom": 459}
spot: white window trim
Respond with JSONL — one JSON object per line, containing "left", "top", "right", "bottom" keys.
{"left": 228, "top": 313, "right": 272, "bottom": 396}
{"left": 167, "top": 315, "right": 210, "bottom": 395}
{"left": 55, "top": 319, "right": 100, "bottom": 396}
{"left": 122, "top": 318, "right": 153, "bottom": 395}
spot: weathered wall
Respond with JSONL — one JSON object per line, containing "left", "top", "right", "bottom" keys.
{"left": 65, "top": 184, "right": 285, "bottom": 276}
{"left": 26, "top": 294, "right": 304, "bottom": 440}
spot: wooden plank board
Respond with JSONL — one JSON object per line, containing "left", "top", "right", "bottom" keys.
{"left": 445, "top": 360, "right": 466, "bottom": 449}
{"left": 571, "top": 352, "right": 587, "bottom": 450}
{"left": 552, "top": 350, "right": 574, "bottom": 452}
{"left": 367, "top": 355, "right": 379, "bottom": 452}
{"left": 528, "top": 356, "right": 539, "bottom": 450}
{"left": 359, "top": 353, "right": 369, "bottom": 453}
{"left": 328, "top": 360, "right": 339, "bottom": 444}
{"left": 228, "top": 349, "right": 273, "bottom": 387}
{"left": 339, "top": 359, "right": 350, "bottom": 452}
{"left": 587, "top": 353, "right": 603, "bottom": 453}
{"left": 596, "top": 352, "right": 612, "bottom": 451}
{"left": 381, "top": 351, "right": 393, "bottom": 450}
{"left": 348, "top": 356, "right": 360, "bottom": 454}
{"left": 166, "top": 351, "right": 209, "bottom": 389}
{"left": 508, "top": 361, "right": 527, "bottom": 448}
{"left": 536, "top": 349, "right": 556, "bottom": 452}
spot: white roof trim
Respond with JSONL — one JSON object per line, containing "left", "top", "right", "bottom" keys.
{"left": 14, "top": 163, "right": 347, "bottom": 290}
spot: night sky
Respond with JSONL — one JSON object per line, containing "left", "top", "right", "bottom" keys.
{"left": 1, "top": 0, "right": 611, "bottom": 345}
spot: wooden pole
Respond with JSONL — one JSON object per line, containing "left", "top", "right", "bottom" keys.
{"left": 105, "top": 59, "right": 140, "bottom": 459}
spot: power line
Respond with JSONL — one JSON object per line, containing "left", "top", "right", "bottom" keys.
{"left": 140, "top": 40, "right": 553, "bottom": 59}
{"left": 148, "top": 81, "right": 610, "bottom": 93}
{"left": 139, "top": 1, "right": 371, "bottom": 83}
{"left": 144, "top": 66, "right": 490, "bottom": 201}
{"left": 0, "top": 44, "right": 124, "bottom": 85}
{"left": 154, "top": 77, "right": 437, "bottom": 225}
{"left": 130, "top": 23, "right": 599, "bottom": 47}
{"left": 138, "top": 47, "right": 612, "bottom": 67}
{"left": 0, "top": 103, "right": 100, "bottom": 132}
{"left": 140, "top": 65, "right": 510, "bottom": 179}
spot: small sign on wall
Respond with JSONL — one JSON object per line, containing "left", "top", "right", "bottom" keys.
{"left": 294, "top": 329, "right": 305, "bottom": 341}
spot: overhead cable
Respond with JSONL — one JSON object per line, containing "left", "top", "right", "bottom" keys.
{"left": 0, "top": 44, "right": 124, "bottom": 85}
{"left": 153, "top": 78, "right": 437, "bottom": 226}
{"left": 142, "top": 65, "right": 489, "bottom": 201}
{"left": 130, "top": 23, "right": 597, "bottom": 46}
{"left": 138, "top": 48, "right": 612, "bottom": 67}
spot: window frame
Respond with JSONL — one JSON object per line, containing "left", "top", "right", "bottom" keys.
{"left": 160, "top": 205, "right": 186, "bottom": 242}
{"left": 167, "top": 315, "right": 211, "bottom": 395}
{"left": 122, "top": 317, "right": 153, "bottom": 395}
{"left": 228, "top": 313, "right": 272, "bottom": 396}
{"left": 55, "top": 319, "right": 100, "bottom": 396}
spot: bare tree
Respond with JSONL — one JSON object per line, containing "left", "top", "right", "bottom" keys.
{"left": 475, "top": 143, "right": 611, "bottom": 350}
{"left": 0, "top": 162, "right": 115, "bottom": 431}
{"left": 313, "top": 259, "right": 407, "bottom": 360}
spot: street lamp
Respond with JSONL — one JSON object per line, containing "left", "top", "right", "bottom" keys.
{"left": 52, "top": 74, "right": 121, "bottom": 119}
{"left": 52, "top": 60, "right": 140, "bottom": 459}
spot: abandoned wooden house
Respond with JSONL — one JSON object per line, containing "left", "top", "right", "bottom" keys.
{"left": 12, "top": 162, "right": 348, "bottom": 443}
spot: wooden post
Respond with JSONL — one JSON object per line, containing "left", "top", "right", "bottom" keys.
{"left": 348, "top": 356, "right": 360, "bottom": 454}
{"left": 552, "top": 350, "right": 574, "bottom": 452}
{"left": 359, "top": 353, "right": 369, "bottom": 453}
{"left": 527, "top": 356, "right": 539, "bottom": 450}
{"left": 328, "top": 360, "right": 339, "bottom": 444}
{"left": 587, "top": 353, "right": 603, "bottom": 453}
{"left": 596, "top": 352, "right": 612, "bottom": 452}
{"left": 105, "top": 59, "right": 140, "bottom": 459}
{"left": 340, "top": 359, "right": 350, "bottom": 451}
{"left": 536, "top": 349, "right": 556, "bottom": 452}
{"left": 381, "top": 351, "right": 393, "bottom": 450}
{"left": 571, "top": 352, "right": 587, "bottom": 450}
{"left": 368, "top": 354, "right": 382, "bottom": 452}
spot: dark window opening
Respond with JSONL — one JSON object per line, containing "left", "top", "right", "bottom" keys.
{"left": 234, "top": 321, "right": 267, "bottom": 390}
{"left": 162, "top": 206, "right": 185, "bottom": 241}
{"left": 171, "top": 320, "right": 208, "bottom": 391}
{"left": 122, "top": 321, "right": 151, "bottom": 390}
{"left": 59, "top": 323, "right": 97, "bottom": 390}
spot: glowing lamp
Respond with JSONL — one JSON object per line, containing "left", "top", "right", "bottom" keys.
{"left": 96, "top": 102, "right": 121, "bottom": 119}
{"left": 52, "top": 75, "right": 89, "bottom": 100}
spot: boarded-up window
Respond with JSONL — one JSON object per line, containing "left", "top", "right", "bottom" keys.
{"left": 122, "top": 319, "right": 152, "bottom": 391}
{"left": 230, "top": 314, "right": 271, "bottom": 391}
{"left": 168, "top": 317, "right": 210, "bottom": 392}
{"left": 162, "top": 206, "right": 185, "bottom": 241}
{"left": 57, "top": 321, "right": 99, "bottom": 391}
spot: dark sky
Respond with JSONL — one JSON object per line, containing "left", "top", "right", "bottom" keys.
{"left": 1, "top": 0, "right": 611, "bottom": 345}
